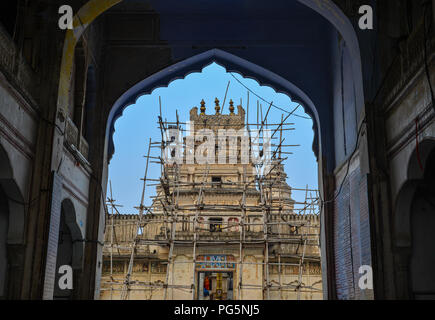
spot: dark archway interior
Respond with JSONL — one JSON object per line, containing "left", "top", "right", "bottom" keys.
{"left": 53, "top": 199, "right": 84, "bottom": 300}
{"left": 53, "top": 204, "right": 74, "bottom": 300}
{"left": 0, "top": 144, "right": 13, "bottom": 300}
{"left": 0, "top": 2, "right": 17, "bottom": 38}
{"left": 0, "top": 187, "right": 9, "bottom": 299}
{"left": 0, "top": 144, "right": 27, "bottom": 300}
{"left": 410, "top": 148, "right": 435, "bottom": 299}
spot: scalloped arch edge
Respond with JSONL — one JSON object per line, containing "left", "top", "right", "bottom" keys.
{"left": 106, "top": 49, "right": 321, "bottom": 162}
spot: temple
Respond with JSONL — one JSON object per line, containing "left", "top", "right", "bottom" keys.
{"left": 100, "top": 99, "right": 322, "bottom": 300}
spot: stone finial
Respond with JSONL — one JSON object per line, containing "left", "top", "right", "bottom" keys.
{"left": 214, "top": 98, "right": 220, "bottom": 114}
{"left": 200, "top": 99, "right": 206, "bottom": 114}
{"left": 229, "top": 99, "right": 235, "bottom": 115}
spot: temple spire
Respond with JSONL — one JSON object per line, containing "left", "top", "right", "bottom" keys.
{"left": 200, "top": 99, "right": 206, "bottom": 115}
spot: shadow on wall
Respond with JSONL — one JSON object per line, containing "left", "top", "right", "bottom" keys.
{"left": 394, "top": 139, "right": 435, "bottom": 300}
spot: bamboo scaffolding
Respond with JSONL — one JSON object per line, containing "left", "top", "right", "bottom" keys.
{"left": 102, "top": 101, "right": 321, "bottom": 300}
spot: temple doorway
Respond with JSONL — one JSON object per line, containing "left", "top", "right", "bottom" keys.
{"left": 197, "top": 271, "right": 234, "bottom": 300}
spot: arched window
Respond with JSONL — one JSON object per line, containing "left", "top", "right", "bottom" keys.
{"left": 53, "top": 199, "right": 84, "bottom": 300}
{"left": 0, "top": 144, "right": 25, "bottom": 299}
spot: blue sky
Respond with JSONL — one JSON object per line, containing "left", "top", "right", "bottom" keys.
{"left": 107, "top": 63, "right": 318, "bottom": 214}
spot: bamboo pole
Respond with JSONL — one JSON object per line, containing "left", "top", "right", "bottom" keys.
{"left": 191, "top": 165, "right": 209, "bottom": 300}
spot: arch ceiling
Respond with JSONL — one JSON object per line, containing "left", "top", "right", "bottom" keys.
{"left": 61, "top": 199, "right": 84, "bottom": 270}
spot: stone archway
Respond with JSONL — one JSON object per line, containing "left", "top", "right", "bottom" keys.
{"left": 53, "top": 199, "right": 84, "bottom": 300}
{"left": 0, "top": 143, "right": 26, "bottom": 299}
{"left": 56, "top": 0, "right": 369, "bottom": 300}
{"left": 409, "top": 165, "right": 435, "bottom": 299}
{"left": 0, "top": 180, "right": 8, "bottom": 299}
{"left": 393, "top": 139, "right": 435, "bottom": 299}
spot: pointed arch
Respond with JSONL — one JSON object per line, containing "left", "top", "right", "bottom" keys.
{"left": 0, "top": 143, "right": 25, "bottom": 299}
{"left": 0, "top": 143, "right": 25, "bottom": 245}
{"left": 60, "top": 198, "right": 84, "bottom": 270}
{"left": 395, "top": 139, "right": 435, "bottom": 247}
{"left": 105, "top": 49, "right": 320, "bottom": 161}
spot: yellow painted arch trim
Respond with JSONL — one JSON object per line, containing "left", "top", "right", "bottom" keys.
{"left": 57, "top": 0, "right": 123, "bottom": 114}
